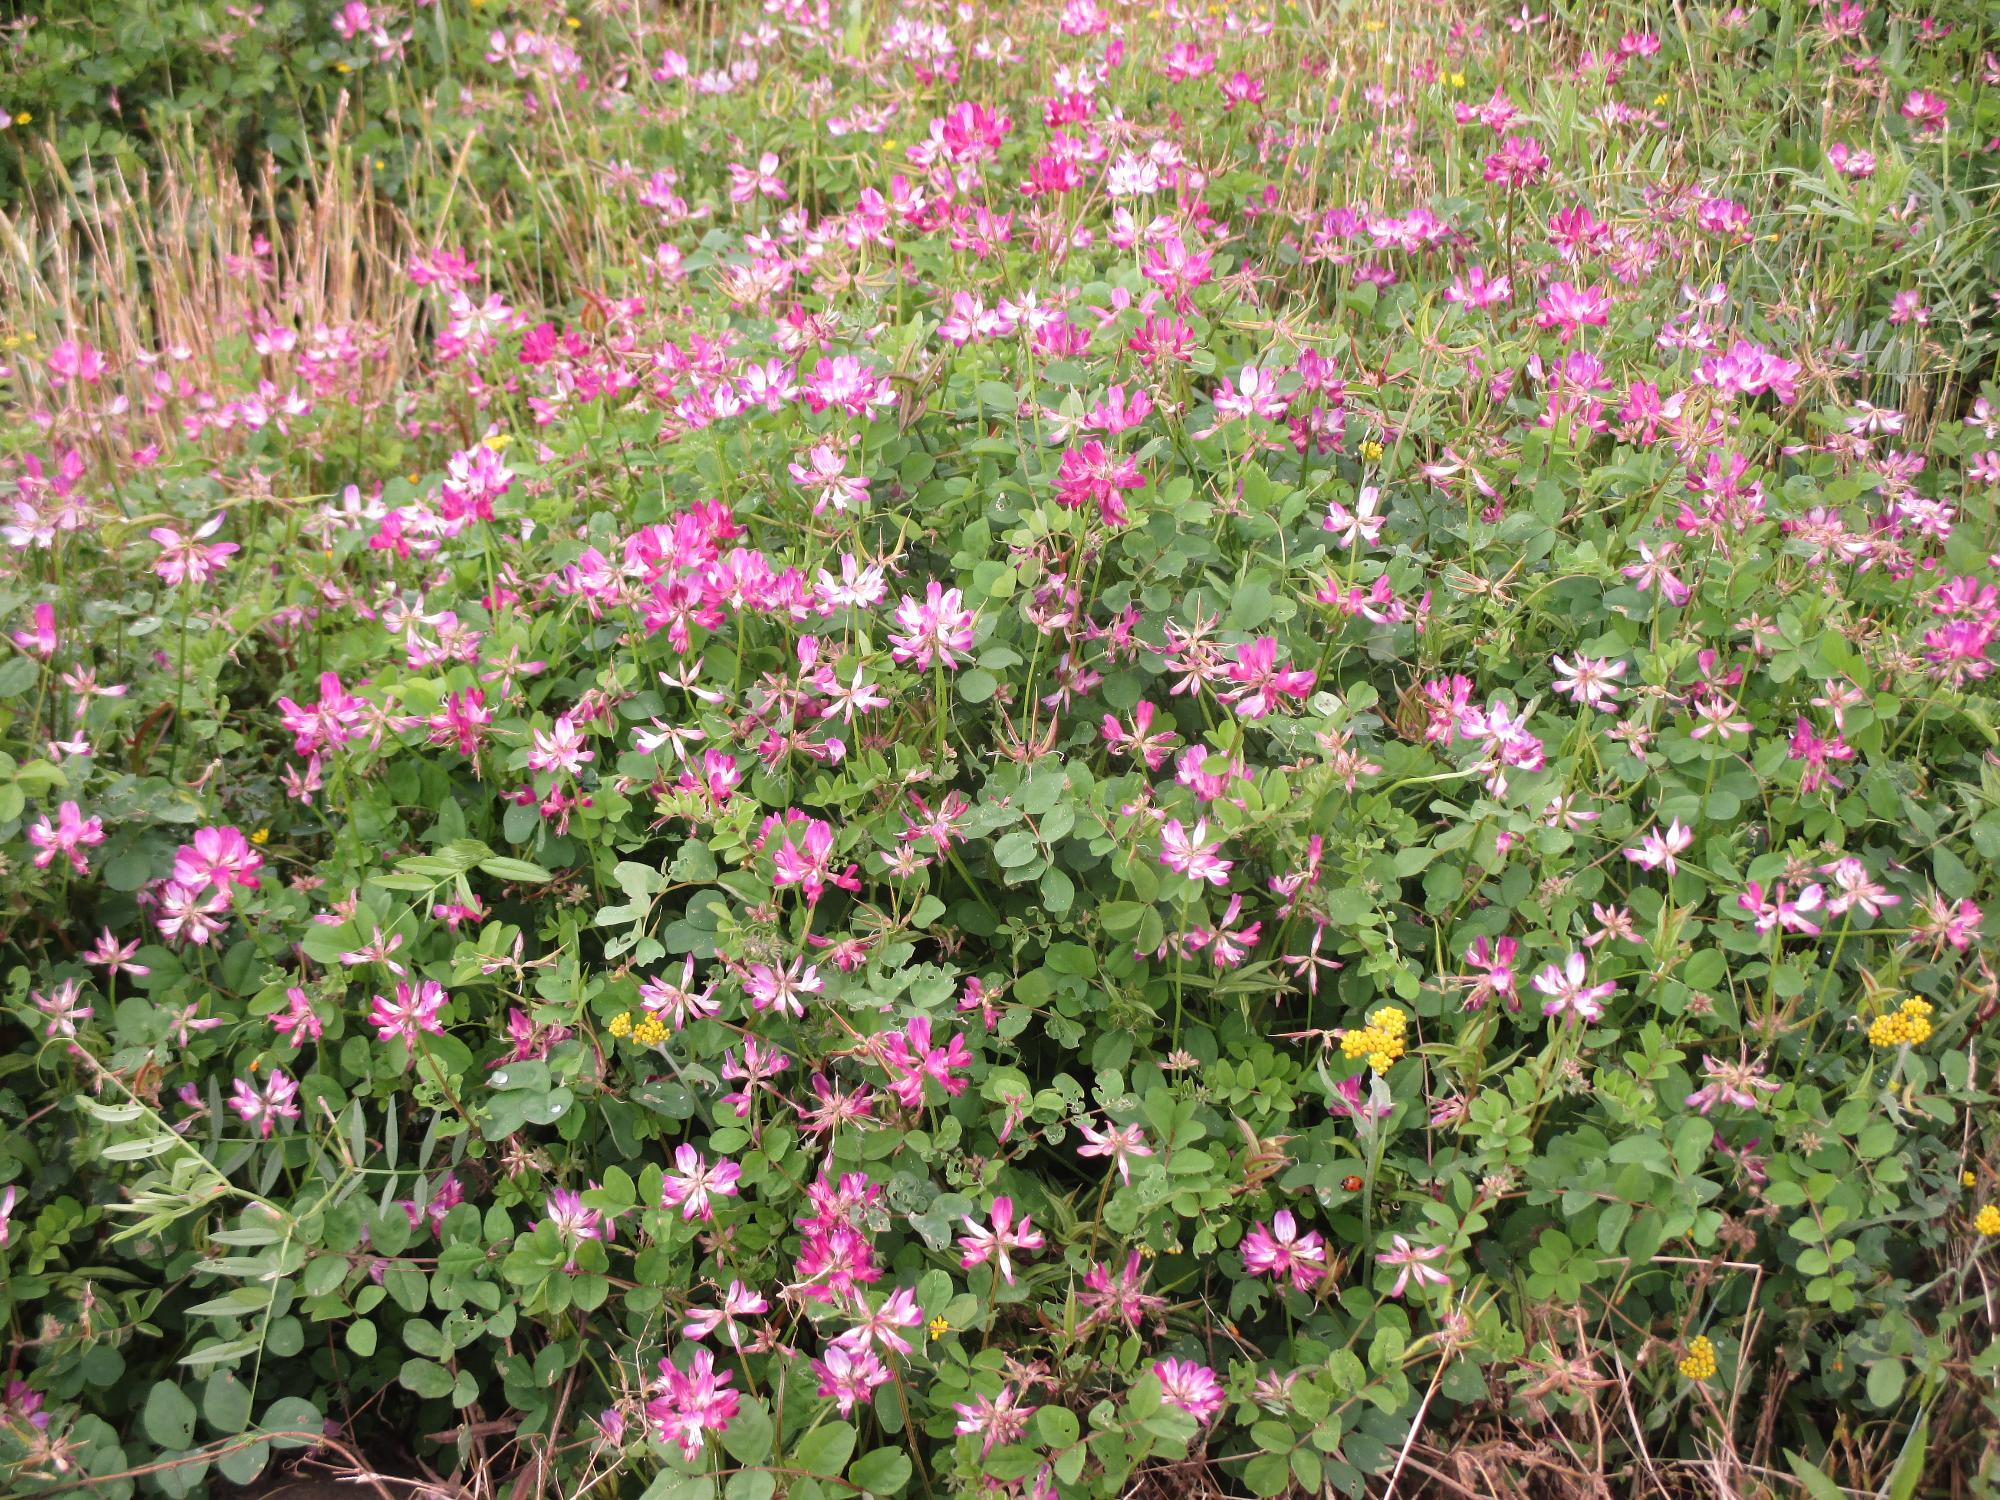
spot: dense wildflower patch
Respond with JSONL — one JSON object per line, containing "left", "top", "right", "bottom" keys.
{"left": 2, "top": 1, "right": 2000, "bottom": 1497}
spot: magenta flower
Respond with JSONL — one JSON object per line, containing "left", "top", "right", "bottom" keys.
{"left": 1223, "top": 637, "right": 1316, "bottom": 719}
{"left": 172, "top": 825, "right": 265, "bottom": 892}
{"left": 877, "top": 1016, "right": 972, "bottom": 1107}
{"left": 1240, "top": 1210, "right": 1329, "bottom": 1291}
{"left": 646, "top": 1349, "right": 740, "bottom": 1462}
{"left": 368, "top": 979, "right": 447, "bottom": 1047}
{"left": 1152, "top": 1358, "right": 1225, "bottom": 1422}
{"left": 27, "top": 800, "right": 104, "bottom": 874}
{"left": 1623, "top": 818, "right": 1694, "bottom": 877}
{"left": 229, "top": 1069, "right": 301, "bottom": 1138}
{"left": 809, "top": 1343, "right": 892, "bottom": 1418}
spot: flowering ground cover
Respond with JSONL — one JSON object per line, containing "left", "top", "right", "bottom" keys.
{"left": 3, "top": 0, "right": 2000, "bottom": 1495}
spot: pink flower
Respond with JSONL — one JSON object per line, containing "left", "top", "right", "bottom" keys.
{"left": 11, "top": 602, "right": 56, "bottom": 658}
{"left": 1531, "top": 952, "right": 1615, "bottom": 1022}
{"left": 1551, "top": 653, "right": 1626, "bottom": 709}
{"left": 229, "top": 1069, "right": 301, "bottom": 1138}
{"left": 172, "top": 826, "right": 265, "bottom": 892}
{"left": 878, "top": 1016, "right": 972, "bottom": 1107}
{"left": 1054, "top": 440, "right": 1146, "bottom": 526}
{"left": 271, "top": 986, "right": 324, "bottom": 1043}
{"left": 1223, "top": 637, "right": 1316, "bottom": 719}
{"left": 82, "top": 928, "right": 148, "bottom": 977}
{"left": 646, "top": 1349, "right": 740, "bottom": 1461}
{"left": 1159, "top": 818, "right": 1232, "bottom": 885}
{"left": 368, "top": 979, "right": 447, "bottom": 1047}
{"left": 659, "top": 1145, "right": 741, "bottom": 1222}
{"left": 1376, "top": 1235, "right": 1450, "bottom": 1297}
{"left": 1623, "top": 818, "right": 1693, "bottom": 877}
{"left": 1460, "top": 935, "right": 1518, "bottom": 1012}
{"left": 1076, "top": 1119, "right": 1153, "bottom": 1184}
{"left": 809, "top": 1344, "right": 892, "bottom": 1417}
{"left": 953, "top": 1386, "right": 1035, "bottom": 1455}
{"left": 889, "top": 582, "right": 977, "bottom": 671}
{"left": 1240, "top": 1210, "right": 1329, "bottom": 1290}
{"left": 1685, "top": 1054, "right": 1780, "bottom": 1115}
{"left": 683, "top": 1279, "right": 768, "bottom": 1347}
{"left": 149, "top": 515, "right": 239, "bottom": 587}
{"left": 1152, "top": 1358, "right": 1225, "bottom": 1422}
{"left": 958, "top": 1195, "right": 1045, "bottom": 1284}
{"left": 527, "top": 715, "right": 594, "bottom": 775}
{"left": 27, "top": 800, "right": 104, "bottom": 874}
{"left": 275, "top": 672, "right": 367, "bottom": 757}
{"left": 832, "top": 1286, "right": 923, "bottom": 1356}
{"left": 1482, "top": 133, "right": 1549, "bottom": 189}
{"left": 154, "top": 880, "right": 231, "bottom": 946}
{"left": 1735, "top": 880, "right": 1824, "bottom": 936}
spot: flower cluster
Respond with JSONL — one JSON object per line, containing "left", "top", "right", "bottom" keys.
{"left": 1866, "top": 997, "right": 1935, "bottom": 1049}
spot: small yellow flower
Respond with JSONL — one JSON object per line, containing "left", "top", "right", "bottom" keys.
{"left": 335, "top": 63, "right": 351, "bottom": 74}
{"left": 882, "top": 138, "right": 897, "bottom": 151}
{"left": 1964, "top": 1170, "right": 1978, "bottom": 1188}
{"left": 1653, "top": 92, "right": 1668, "bottom": 107}
{"left": 1867, "top": 997, "right": 1933, "bottom": 1048}
{"left": 1678, "top": 1335, "right": 1717, "bottom": 1381}
{"left": 483, "top": 432, "right": 514, "bottom": 452}
{"left": 1359, "top": 438, "right": 1385, "bottom": 464}
{"left": 607, "top": 1010, "right": 634, "bottom": 1038}
{"left": 249, "top": 828, "right": 270, "bottom": 845}
{"left": 1341, "top": 1008, "right": 1407, "bottom": 1075}
{"left": 13, "top": 112, "right": 31, "bottom": 126}
{"left": 633, "top": 1014, "right": 669, "bottom": 1047}
{"left": 1976, "top": 1205, "right": 2000, "bottom": 1237}
{"left": 927, "top": 1315, "right": 950, "bottom": 1340}
{"left": 1448, "top": 72, "right": 1467, "bottom": 88}
{"left": 567, "top": 16, "right": 581, "bottom": 27}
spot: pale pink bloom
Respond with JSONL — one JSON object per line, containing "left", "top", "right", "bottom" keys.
{"left": 1076, "top": 1119, "right": 1153, "bottom": 1184}
{"left": 1158, "top": 818, "right": 1232, "bottom": 885}
{"left": 1376, "top": 1235, "right": 1450, "bottom": 1297}
{"left": 659, "top": 1144, "right": 741, "bottom": 1222}
{"left": 957, "top": 1195, "right": 1045, "bottom": 1284}
{"left": 1623, "top": 818, "right": 1694, "bottom": 876}
{"left": 1532, "top": 952, "right": 1615, "bottom": 1022}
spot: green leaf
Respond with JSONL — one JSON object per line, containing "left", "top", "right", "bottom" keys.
{"left": 480, "top": 856, "right": 554, "bottom": 882}
{"left": 399, "top": 1358, "right": 455, "bottom": 1399}
{"left": 849, "top": 1447, "right": 913, "bottom": 1496}
{"left": 144, "top": 1381, "right": 198, "bottom": 1450}
{"left": 1782, "top": 1452, "right": 1848, "bottom": 1500}
{"left": 793, "top": 1419, "right": 857, "bottom": 1476}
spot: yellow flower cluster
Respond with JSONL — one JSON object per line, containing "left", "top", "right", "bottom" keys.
{"left": 1975, "top": 1205, "right": 2000, "bottom": 1238}
{"left": 608, "top": 1010, "right": 668, "bottom": 1044}
{"left": 1866, "top": 997, "right": 1934, "bottom": 1048}
{"left": 1677, "top": 1335, "right": 1717, "bottom": 1381}
{"left": 1341, "top": 1006, "right": 1408, "bottom": 1074}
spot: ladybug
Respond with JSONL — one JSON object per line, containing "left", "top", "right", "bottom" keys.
{"left": 1341, "top": 1175, "right": 1364, "bottom": 1193}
